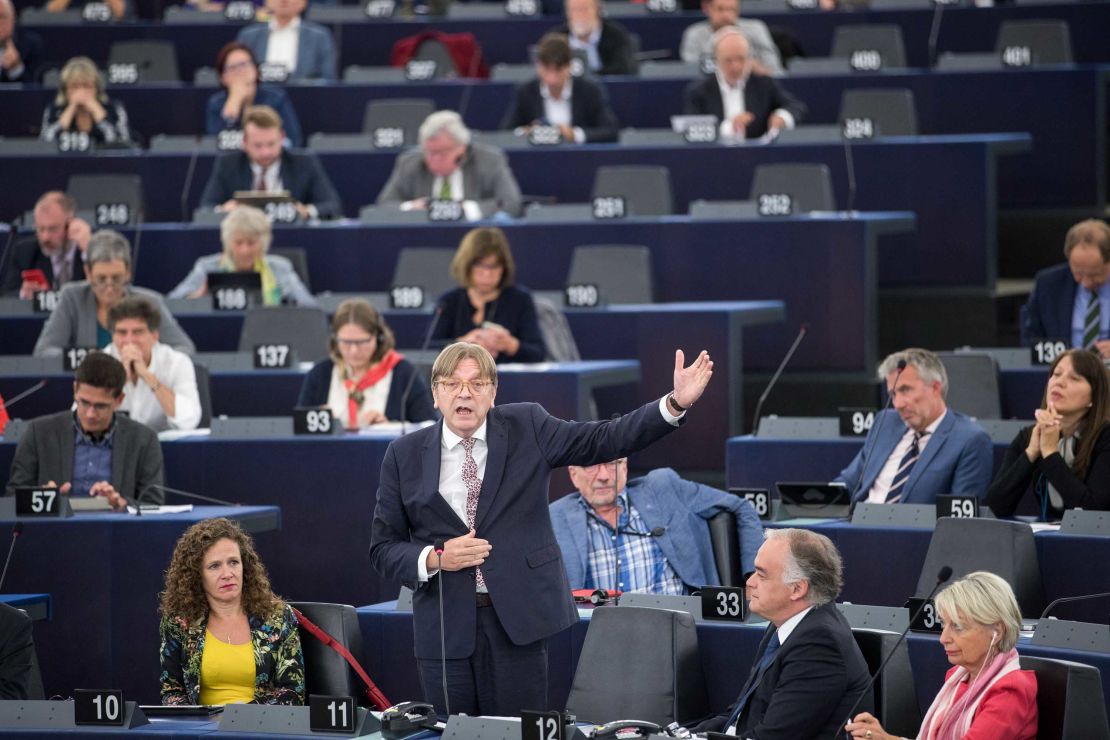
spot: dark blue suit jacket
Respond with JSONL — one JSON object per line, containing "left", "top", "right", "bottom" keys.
{"left": 199, "top": 149, "right": 342, "bottom": 218}
{"left": 297, "top": 358, "right": 435, "bottom": 423}
{"left": 369, "top": 398, "right": 680, "bottom": 658}
{"left": 693, "top": 604, "right": 872, "bottom": 739}
{"left": 1020, "top": 263, "right": 1079, "bottom": 346}
{"left": 432, "top": 285, "right": 546, "bottom": 363}
{"left": 834, "top": 408, "right": 993, "bottom": 504}
{"left": 549, "top": 467, "right": 763, "bottom": 587}
{"left": 499, "top": 77, "right": 619, "bottom": 143}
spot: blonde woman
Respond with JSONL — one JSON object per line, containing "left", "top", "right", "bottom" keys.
{"left": 168, "top": 205, "right": 316, "bottom": 307}
{"left": 40, "top": 56, "right": 132, "bottom": 145}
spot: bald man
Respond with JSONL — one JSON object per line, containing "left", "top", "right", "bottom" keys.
{"left": 683, "top": 28, "right": 805, "bottom": 140}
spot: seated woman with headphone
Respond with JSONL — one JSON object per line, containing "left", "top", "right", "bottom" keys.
{"left": 297, "top": 298, "right": 435, "bottom": 429}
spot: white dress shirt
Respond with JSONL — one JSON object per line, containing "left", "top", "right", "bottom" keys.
{"left": 865, "top": 409, "right": 947, "bottom": 503}
{"left": 540, "top": 79, "right": 585, "bottom": 143}
{"left": 568, "top": 26, "right": 602, "bottom": 71}
{"left": 716, "top": 71, "right": 796, "bottom": 141}
{"left": 104, "top": 342, "right": 202, "bottom": 432}
{"left": 265, "top": 17, "right": 300, "bottom": 76}
{"left": 249, "top": 159, "right": 283, "bottom": 192}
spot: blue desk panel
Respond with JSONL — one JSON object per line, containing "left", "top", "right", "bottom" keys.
{"left": 0, "top": 506, "right": 279, "bottom": 703}
{"left": 356, "top": 603, "right": 1110, "bottom": 720}
{"left": 18, "top": 1, "right": 1110, "bottom": 79}
{"left": 0, "top": 66, "right": 1101, "bottom": 212}
{"left": 0, "top": 300, "right": 784, "bottom": 469}
{"left": 0, "top": 360, "right": 640, "bottom": 426}
{"left": 0, "top": 135, "right": 1017, "bottom": 286}
{"left": 0, "top": 593, "right": 51, "bottom": 621}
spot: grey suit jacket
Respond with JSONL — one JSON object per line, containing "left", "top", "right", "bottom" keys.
{"left": 32, "top": 282, "right": 196, "bottom": 358}
{"left": 5, "top": 410, "right": 165, "bottom": 505}
{"left": 236, "top": 21, "right": 338, "bottom": 81}
{"left": 376, "top": 142, "right": 523, "bottom": 218}
{"left": 167, "top": 254, "right": 318, "bottom": 307}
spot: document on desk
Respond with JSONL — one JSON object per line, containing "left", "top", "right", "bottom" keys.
{"left": 1029, "top": 522, "right": 1062, "bottom": 532}
{"left": 128, "top": 505, "right": 195, "bottom": 515}
{"left": 158, "top": 428, "right": 212, "bottom": 441}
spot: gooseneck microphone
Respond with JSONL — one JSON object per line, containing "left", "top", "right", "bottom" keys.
{"left": 0, "top": 523, "right": 24, "bottom": 592}
{"left": 848, "top": 359, "right": 907, "bottom": 500}
{"left": 399, "top": 302, "right": 444, "bottom": 433}
{"left": 0, "top": 380, "right": 48, "bottom": 414}
{"left": 432, "top": 539, "right": 450, "bottom": 717}
{"left": 139, "top": 483, "right": 240, "bottom": 509}
{"left": 751, "top": 324, "right": 808, "bottom": 436}
{"left": 1038, "top": 591, "right": 1110, "bottom": 621}
{"left": 840, "top": 566, "right": 953, "bottom": 739}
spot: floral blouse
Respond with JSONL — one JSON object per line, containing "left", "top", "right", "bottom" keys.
{"left": 159, "top": 602, "right": 305, "bottom": 705}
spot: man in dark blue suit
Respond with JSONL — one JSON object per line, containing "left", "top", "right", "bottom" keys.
{"left": 1021, "top": 219, "right": 1110, "bottom": 356}
{"left": 834, "top": 348, "right": 992, "bottom": 505}
{"left": 692, "top": 528, "right": 872, "bottom": 738}
{"left": 370, "top": 341, "right": 713, "bottom": 717}
{"left": 199, "top": 105, "right": 342, "bottom": 220}
{"left": 500, "top": 33, "right": 619, "bottom": 143}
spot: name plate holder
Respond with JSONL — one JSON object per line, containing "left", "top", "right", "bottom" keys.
{"left": 617, "top": 593, "right": 705, "bottom": 622}
{"left": 850, "top": 502, "right": 936, "bottom": 529}
{"left": 218, "top": 704, "right": 380, "bottom": 736}
{"left": 836, "top": 602, "right": 909, "bottom": 632}
{"left": 445, "top": 715, "right": 588, "bottom": 740}
{"left": 1060, "top": 509, "right": 1110, "bottom": 536}
{"left": 0, "top": 700, "right": 148, "bottom": 730}
{"left": 1031, "top": 618, "right": 1110, "bottom": 654}
{"left": 210, "top": 416, "right": 294, "bottom": 438}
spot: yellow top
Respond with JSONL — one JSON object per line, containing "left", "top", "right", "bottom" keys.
{"left": 198, "top": 629, "right": 255, "bottom": 706}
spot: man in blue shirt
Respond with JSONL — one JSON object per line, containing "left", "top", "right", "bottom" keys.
{"left": 5, "top": 352, "right": 164, "bottom": 509}
{"left": 550, "top": 458, "right": 763, "bottom": 593}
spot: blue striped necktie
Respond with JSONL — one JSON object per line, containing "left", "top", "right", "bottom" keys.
{"left": 724, "top": 631, "right": 781, "bottom": 732}
{"left": 1084, "top": 290, "right": 1101, "bottom": 349}
{"left": 886, "top": 431, "right": 929, "bottom": 503}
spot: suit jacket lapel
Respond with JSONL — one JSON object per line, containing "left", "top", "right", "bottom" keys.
{"left": 737, "top": 625, "right": 777, "bottom": 698}
{"left": 57, "top": 414, "right": 75, "bottom": 485}
{"left": 1060, "top": 276, "right": 1079, "bottom": 340}
{"left": 110, "top": 417, "right": 129, "bottom": 493}
{"left": 422, "top": 422, "right": 466, "bottom": 529}
{"left": 475, "top": 412, "right": 506, "bottom": 529}
{"left": 564, "top": 502, "right": 590, "bottom": 579}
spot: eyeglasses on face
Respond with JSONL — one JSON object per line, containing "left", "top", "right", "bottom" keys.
{"left": 435, "top": 379, "right": 494, "bottom": 395}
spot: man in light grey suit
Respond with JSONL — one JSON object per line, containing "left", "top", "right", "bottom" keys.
{"left": 6, "top": 352, "right": 164, "bottom": 510}
{"left": 237, "top": 0, "right": 337, "bottom": 82}
{"left": 376, "top": 111, "right": 523, "bottom": 220}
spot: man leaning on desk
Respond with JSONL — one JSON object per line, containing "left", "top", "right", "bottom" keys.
{"left": 5, "top": 352, "right": 164, "bottom": 511}
{"left": 834, "top": 348, "right": 992, "bottom": 505}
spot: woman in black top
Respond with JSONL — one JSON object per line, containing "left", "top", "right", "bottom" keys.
{"left": 40, "top": 56, "right": 132, "bottom": 147}
{"left": 432, "top": 227, "right": 545, "bottom": 363}
{"left": 985, "top": 348, "right": 1110, "bottom": 518}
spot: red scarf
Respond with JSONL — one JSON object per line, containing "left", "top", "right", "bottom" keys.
{"left": 343, "top": 350, "right": 404, "bottom": 429}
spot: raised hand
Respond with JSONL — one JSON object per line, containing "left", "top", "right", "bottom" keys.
{"left": 672, "top": 349, "right": 713, "bottom": 410}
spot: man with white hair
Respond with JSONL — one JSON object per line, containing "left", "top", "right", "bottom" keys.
{"left": 376, "top": 110, "right": 523, "bottom": 220}
{"left": 683, "top": 28, "right": 804, "bottom": 141}
{"left": 0, "top": 0, "right": 42, "bottom": 83}
{"left": 693, "top": 528, "right": 872, "bottom": 738}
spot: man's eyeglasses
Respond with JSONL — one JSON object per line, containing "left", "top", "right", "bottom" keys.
{"left": 436, "top": 379, "right": 494, "bottom": 395}
{"left": 91, "top": 275, "right": 127, "bottom": 288}
{"left": 75, "top": 398, "right": 114, "bottom": 413}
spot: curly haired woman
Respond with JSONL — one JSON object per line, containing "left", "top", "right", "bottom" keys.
{"left": 158, "top": 517, "right": 304, "bottom": 705}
